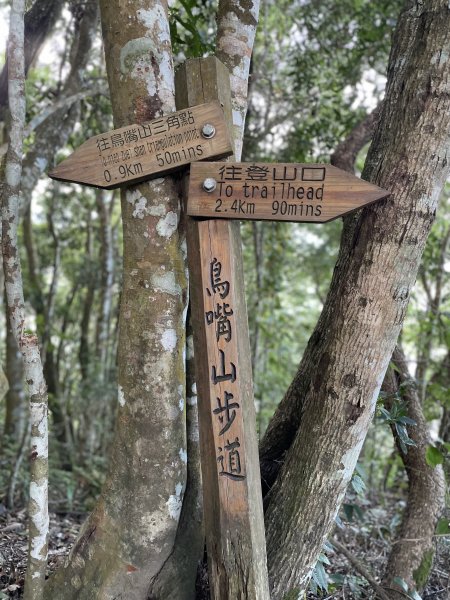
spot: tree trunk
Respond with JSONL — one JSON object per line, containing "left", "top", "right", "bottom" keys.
{"left": 79, "top": 214, "right": 95, "bottom": 383}
{"left": 2, "top": 0, "right": 49, "bottom": 595}
{"left": 4, "top": 309, "right": 26, "bottom": 437}
{"left": 95, "top": 189, "right": 115, "bottom": 383}
{"left": 381, "top": 347, "right": 445, "bottom": 597}
{"left": 260, "top": 2, "right": 450, "bottom": 597}
{"left": 45, "top": 1, "right": 189, "bottom": 597}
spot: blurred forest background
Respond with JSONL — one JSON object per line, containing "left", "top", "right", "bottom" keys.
{"left": 0, "top": 0, "right": 449, "bottom": 598}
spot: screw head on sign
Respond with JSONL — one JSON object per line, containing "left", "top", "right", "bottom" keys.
{"left": 203, "top": 178, "right": 217, "bottom": 192}
{"left": 201, "top": 123, "right": 216, "bottom": 139}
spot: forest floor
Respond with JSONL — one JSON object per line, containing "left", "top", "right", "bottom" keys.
{"left": 0, "top": 502, "right": 449, "bottom": 599}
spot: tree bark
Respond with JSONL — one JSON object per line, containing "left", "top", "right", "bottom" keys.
{"left": 216, "top": 0, "right": 260, "bottom": 162}
{"left": 381, "top": 347, "right": 445, "bottom": 597}
{"left": 2, "top": 1, "right": 49, "bottom": 596}
{"left": 45, "top": 1, "right": 189, "bottom": 598}
{"left": 4, "top": 309, "right": 26, "bottom": 438}
{"left": 260, "top": 2, "right": 450, "bottom": 597}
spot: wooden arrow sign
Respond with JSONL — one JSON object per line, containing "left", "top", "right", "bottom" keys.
{"left": 48, "top": 102, "right": 233, "bottom": 189}
{"left": 187, "top": 162, "right": 390, "bottom": 222}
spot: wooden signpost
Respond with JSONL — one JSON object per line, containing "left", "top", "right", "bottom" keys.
{"left": 48, "top": 56, "right": 390, "bottom": 600}
{"left": 176, "top": 58, "right": 271, "bottom": 600}
{"left": 48, "top": 101, "right": 232, "bottom": 189}
{"left": 187, "top": 161, "right": 390, "bottom": 222}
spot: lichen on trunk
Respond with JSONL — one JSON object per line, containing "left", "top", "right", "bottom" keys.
{"left": 45, "top": 2, "right": 189, "bottom": 598}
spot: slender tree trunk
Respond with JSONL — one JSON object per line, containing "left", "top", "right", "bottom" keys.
{"left": 45, "top": 2, "right": 189, "bottom": 597}
{"left": 382, "top": 347, "right": 445, "bottom": 597}
{"left": 260, "top": 2, "right": 450, "bottom": 597}
{"left": 4, "top": 309, "right": 26, "bottom": 437}
{"left": 23, "top": 199, "right": 66, "bottom": 448}
{"left": 23, "top": 336, "right": 49, "bottom": 600}
{"left": 2, "top": 1, "right": 49, "bottom": 596}
{"left": 40, "top": 202, "right": 60, "bottom": 367}
{"left": 79, "top": 215, "right": 95, "bottom": 383}
{"left": 95, "top": 189, "right": 114, "bottom": 382}
{"left": 250, "top": 221, "right": 264, "bottom": 376}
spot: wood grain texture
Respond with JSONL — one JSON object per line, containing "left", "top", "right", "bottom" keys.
{"left": 188, "top": 161, "right": 389, "bottom": 223}
{"left": 176, "top": 57, "right": 270, "bottom": 600}
{"left": 48, "top": 102, "right": 232, "bottom": 189}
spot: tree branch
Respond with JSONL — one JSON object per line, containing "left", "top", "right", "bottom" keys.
{"left": 23, "top": 83, "right": 109, "bottom": 138}
{"left": 331, "top": 539, "right": 391, "bottom": 600}
{"left": 0, "top": 0, "right": 65, "bottom": 116}
{"left": 330, "top": 103, "right": 382, "bottom": 174}
{"left": 215, "top": 0, "right": 261, "bottom": 160}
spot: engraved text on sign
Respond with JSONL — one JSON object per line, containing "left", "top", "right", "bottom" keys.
{"left": 49, "top": 102, "right": 233, "bottom": 189}
{"left": 187, "top": 161, "right": 390, "bottom": 223}
{"left": 206, "top": 256, "right": 246, "bottom": 483}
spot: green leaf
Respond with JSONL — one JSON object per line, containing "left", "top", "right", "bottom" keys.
{"left": 393, "top": 576, "right": 409, "bottom": 592}
{"left": 351, "top": 474, "right": 366, "bottom": 495}
{"left": 342, "top": 503, "right": 364, "bottom": 522}
{"left": 425, "top": 445, "right": 444, "bottom": 468}
{"left": 435, "top": 518, "right": 450, "bottom": 535}
{"left": 312, "top": 560, "right": 329, "bottom": 591}
{"left": 389, "top": 361, "right": 402, "bottom": 373}
{"left": 318, "top": 552, "right": 331, "bottom": 566}
{"left": 409, "top": 590, "right": 422, "bottom": 600}
{"left": 329, "top": 573, "right": 345, "bottom": 584}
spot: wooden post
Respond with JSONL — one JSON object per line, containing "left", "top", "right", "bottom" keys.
{"left": 175, "top": 58, "right": 270, "bottom": 600}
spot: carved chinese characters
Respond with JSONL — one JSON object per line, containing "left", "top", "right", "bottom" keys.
{"left": 49, "top": 102, "right": 233, "bottom": 189}
{"left": 205, "top": 257, "right": 246, "bottom": 482}
{"left": 188, "top": 161, "right": 390, "bottom": 223}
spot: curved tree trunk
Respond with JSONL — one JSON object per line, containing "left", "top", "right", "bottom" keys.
{"left": 45, "top": 1, "right": 189, "bottom": 598}
{"left": 381, "top": 347, "right": 445, "bottom": 597}
{"left": 260, "top": 2, "right": 450, "bottom": 597}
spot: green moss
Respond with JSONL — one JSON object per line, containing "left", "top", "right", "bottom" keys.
{"left": 413, "top": 548, "right": 434, "bottom": 590}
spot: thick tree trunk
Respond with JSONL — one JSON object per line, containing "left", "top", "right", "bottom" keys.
{"left": 382, "top": 347, "right": 445, "bottom": 597}
{"left": 45, "top": 1, "right": 189, "bottom": 598}
{"left": 260, "top": 2, "right": 450, "bottom": 597}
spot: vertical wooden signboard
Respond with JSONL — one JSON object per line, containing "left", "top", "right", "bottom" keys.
{"left": 176, "top": 58, "right": 270, "bottom": 600}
